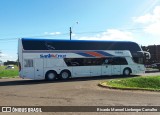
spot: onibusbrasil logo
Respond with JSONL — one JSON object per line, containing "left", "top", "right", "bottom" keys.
{"left": 1, "top": 107, "right": 42, "bottom": 112}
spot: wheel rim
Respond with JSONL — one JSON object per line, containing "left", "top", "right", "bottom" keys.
{"left": 48, "top": 73, "right": 55, "bottom": 80}
{"left": 124, "top": 69, "right": 130, "bottom": 75}
{"left": 61, "top": 72, "right": 69, "bottom": 79}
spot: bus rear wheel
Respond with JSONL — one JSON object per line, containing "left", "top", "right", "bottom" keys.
{"left": 123, "top": 68, "right": 131, "bottom": 76}
{"left": 59, "top": 70, "right": 71, "bottom": 80}
{"left": 45, "top": 71, "right": 57, "bottom": 81}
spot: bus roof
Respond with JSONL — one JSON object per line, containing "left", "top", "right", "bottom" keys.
{"left": 21, "top": 38, "right": 134, "bottom": 43}
{"left": 21, "top": 38, "right": 142, "bottom": 52}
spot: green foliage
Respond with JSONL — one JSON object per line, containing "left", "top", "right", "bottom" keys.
{"left": 0, "top": 66, "right": 18, "bottom": 78}
{"left": 101, "top": 76, "right": 160, "bottom": 91}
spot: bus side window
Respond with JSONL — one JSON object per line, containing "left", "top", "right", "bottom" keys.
{"left": 112, "top": 57, "right": 119, "bottom": 65}
{"left": 104, "top": 59, "right": 109, "bottom": 64}
{"left": 103, "top": 58, "right": 112, "bottom": 65}
{"left": 108, "top": 58, "right": 113, "bottom": 65}
{"left": 24, "top": 59, "right": 33, "bottom": 67}
{"left": 64, "top": 58, "right": 80, "bottom": 66}
{"left": 119, "top": 57, "right": 128, "bottom": 65}
{"left": 111, "top": 57, "right": 128, "bottom": 65}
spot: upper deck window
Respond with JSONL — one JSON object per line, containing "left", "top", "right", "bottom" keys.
{"left": 22, "top": 38, "right": 141, "bottom": 52}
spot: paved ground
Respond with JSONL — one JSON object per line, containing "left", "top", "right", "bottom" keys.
{"left": 0, "top": 72, "right": 160, "bottom": 114}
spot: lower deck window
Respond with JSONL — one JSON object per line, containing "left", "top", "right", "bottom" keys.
{"left": 64, "top": 57, "right": 128, "bottom": 66}
{"left": 133, "top": 57, "right": 144, "bottom": 64}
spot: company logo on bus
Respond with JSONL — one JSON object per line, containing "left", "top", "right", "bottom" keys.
{"left": 40, "top": 54, "right": 66, "bottom": 58}
{"left": 115, "top": 51, "right": 124, "bottom": 54}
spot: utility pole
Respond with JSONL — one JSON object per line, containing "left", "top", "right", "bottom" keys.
{"left": 70, "top": 27, "right": 72, "bottom": 40}
{"left": 69, "top": 22, "right": 78, "bottom": 40}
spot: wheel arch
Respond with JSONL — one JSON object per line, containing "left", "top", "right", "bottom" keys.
{"left": 124, "top": 67, "right": 132, "bottom": 73}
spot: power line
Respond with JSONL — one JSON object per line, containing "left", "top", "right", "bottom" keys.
{"left": 0, "top": 27, "right": 149, "bottom": 41}
{"left": 0, "top": 37, "right": 17, "bottom": 40}
{"left": 0, "top": 33, "right": 69, "bottom": 41}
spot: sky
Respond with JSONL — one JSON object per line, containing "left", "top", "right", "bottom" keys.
{"left": 0, "top": 0, "right": 160, "bottom": 62}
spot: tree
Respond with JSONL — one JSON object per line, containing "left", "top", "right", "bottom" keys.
{"left": 3, "top": 60, "right": 18, "bottom": 66}
{"left": 0, "top": 50, "right": 1, "bottom": 56}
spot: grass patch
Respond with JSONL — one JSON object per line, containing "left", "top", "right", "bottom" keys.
{"left": 100, "top": 76, "right": 160, "bottom": 91}
{"left": 0, "top": 66, "right": 19, "bottom": 78}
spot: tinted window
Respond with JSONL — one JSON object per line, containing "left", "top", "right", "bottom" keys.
{"left": 112, "top": 57, "right": 128, "bottom": 65}
{"left": 64, "top": 57, "right": 128, "bottom": 66}
{"left": 118, "top": 57, "right": 128, "bottom": 65}
{"left": 64, "top": 58, "right": 104, "bottom": 66}
{"left": 22, "top": 38, "right": 141, "bottom": 52}
{"left": 133, "top": 57, "right": 144, "bottom": 64}
{"left": 103, "top": 57, "right": 128, "bottom": 65}
{"left": 22, "top": 38, "right": 143, "bottom": 62}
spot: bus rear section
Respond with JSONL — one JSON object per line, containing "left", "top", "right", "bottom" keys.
{"left": 18, "top": 39, "right": 44, "bottom": 80}
{"left": 20, "top": 58, "right": 44, "bottom": 80}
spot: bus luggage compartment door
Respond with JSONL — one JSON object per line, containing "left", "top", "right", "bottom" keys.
{"left": 34, "top": 59, "right": 44, "bottom": 80}
{"left": 101, "top": 65, "right": 112, "bottom": 76}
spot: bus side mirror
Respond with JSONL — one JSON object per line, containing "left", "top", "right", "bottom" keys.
{"left": 144, "top": 52, "right": 151, "bottom": 60}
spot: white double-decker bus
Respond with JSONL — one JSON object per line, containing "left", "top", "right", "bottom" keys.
{"left": 18, "top": 38, "right": 149, "bottom": 80}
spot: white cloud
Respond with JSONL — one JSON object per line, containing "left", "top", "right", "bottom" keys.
{"left": 133, "top": 6, "right": 160, "bottom": 36}
{"left": 0, "top": 53, "right": 16, "bottom": 62}
{"left": 133, "top": 14, "right": 153, "bottom": 24}
{"left": 144, "top": 22, "right": 160, "bottom": 35}
{"left": 134, "top": 6, "right": 160, "bottom": 24}
{"left": 0, "top": 53, "right": 7, "bottom": 57}
{"left": 44, "top": 32, "right": 61, "bottom": 35}
{"left": 78, "top": 29, "right": 134, "bottom": 41}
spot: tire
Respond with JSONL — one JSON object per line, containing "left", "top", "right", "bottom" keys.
{"left": 59, "top": 70, "right": 71, "bottom": 80}
{"left": 123, "top": 68, "right": 131, "bottom": 76}
{"left": 45, "top": 71, "right": 57, "bottom": 81}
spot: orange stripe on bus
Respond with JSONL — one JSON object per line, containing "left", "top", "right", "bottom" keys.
{"left": 86, "top": 52, "right": 104, "bottom": 57}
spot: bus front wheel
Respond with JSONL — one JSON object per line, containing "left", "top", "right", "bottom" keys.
{"left": 45, "top": 71, "right": 57, "bottom": 81}
{"left": 59, "top": 70, "right": 71, "bottom": 80}
{"left": 123, "top": 68, "right": 131, "bottom": 76}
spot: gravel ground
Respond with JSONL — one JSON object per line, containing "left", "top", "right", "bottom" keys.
{"left": 0, "top": 72, "right": 160, "bottom": 114}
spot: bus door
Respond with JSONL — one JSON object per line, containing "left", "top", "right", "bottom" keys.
{"left": 112, "top": 65, "right": 121, "bottom": 75}
{"left": 23, "top": 59, "right": 34, "bottom": 79}
{"left": 111, "top": 57, "right": 121, "bottom": 75}
{"left": 91, "top": 66, "right": 101, "bottom": 76}
{"left": 72, "top": 66, "right": 90, "bottom": 77}
{"left": 101, "top": 58, "right": 112, "bottom": 75}
{"left": 34, "top": 59, "right": 44, "bottom": 79}
{"left": 111, "top": 57, "right": 128, "bottom": 75}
